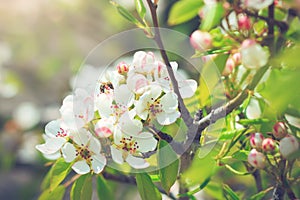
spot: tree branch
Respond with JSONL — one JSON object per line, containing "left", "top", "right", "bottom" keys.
{"left": 194, "top": 66, "right": 269, "bottom": 142}
{"left": 146, "top": 0, "right": 194, "bottom": 129}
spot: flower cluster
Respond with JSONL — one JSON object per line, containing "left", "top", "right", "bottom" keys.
{"left": 247, "top": 122, "right": 299, "bottom": 169}
{"left": 36, "top": 51, "right": 197, "bottom": 174}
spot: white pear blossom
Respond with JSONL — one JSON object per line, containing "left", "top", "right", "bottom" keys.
{"left": 36, "top": 119, "right": 69, "bottom": 157}
{"left": 62, "top": 129, "right": 106, "bottom": 174}
{"left": 135, "top": 85, "right": 180, "bottom": 125}
{"left": 60, "top": 88, "right": 94, "bottom": 130}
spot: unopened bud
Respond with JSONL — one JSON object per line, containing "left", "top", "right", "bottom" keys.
{"left": 250, "top": 132, "right": 264, "bottom": 149}
{"left": 117, "top": 62, "right": 129, "bottom": 74}
{"left": 262, "top": 138, "right": 276, "bottom": 153}
{"left": 232, "top": 52, "right": 241, "bottom": 65}
{"left": 238, "top": 15, "right": 251, "bottom": 30}
{"left": 190, "top": 30, "right": 212, "bottom": 52}
{"left": 279, "top": 135, "right": 299, "bottom": 158}
{"left": 273, "top": 122, "right": 288, "bottom": 139}
{"left": 248, "top": 149, "right": 266, "bottom": 169}
{"left": 240, "top": 39, "right": 269, "bottom": 69}
{"left": 222, "top": 57, "right": 235, "bottom": 76}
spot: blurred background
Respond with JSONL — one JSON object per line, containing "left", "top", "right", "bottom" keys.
{"left": 0, "top": 0, "right": 200, "bottom": 199}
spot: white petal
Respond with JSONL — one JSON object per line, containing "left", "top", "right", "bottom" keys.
{"left": 179, "top": 79, "right": 198, "bottom": 98}
{"left": 110, "top": 146, "right": 124, "bottom": 165}
{"left": 134, "top": 100, "right": 149, "bottom": 120}
{"left": 71, "top": 129, "right": 91, "bottom": 146}
{"left": 91, "top": 154, "right": 106, "bottom": 174}
{"left": 114, "top": 84, "right": 134, "bottom": 107}
{"left": 157, "top": 111, "right": 180, "bottom": 125}
{"left": 62, "top": 142, "right": 77, "bottom": 162}
{"left": 43, "top": 152, "right": 61, "bottom": 160}
{"left": 88, "top": 136, "right": 101, "bottom": 154}
{"left": 45, "top": 120, "right": 61, "bottom": 137}
{"left": 95, "top": 93, "right": 113, "bottom": 118}
{"left": 119, "top": 113, "right": 142, "bottom": 136}
{"left": 113, "top": 126, "right": 123, "bottom": 145}
{"left": 36, "top": 137, "right": 66, "bottom": 154}
{"left": 160, "top": 92, "right": 178, "bottom": 113}
{"left": 72, "top": 160, "right": 90, "bottom": 174}
{"left": 136, "top": 132, "right": 158, "bottom": 152}
{"left": 125, "top": 154, "right": 149, "bottom": 169}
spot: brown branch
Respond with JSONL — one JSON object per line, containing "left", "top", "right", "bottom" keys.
{"left": 194, "top": 66, "right": 269, "bottom": 142}
{"left": 102, "top": 172, "right": 177, "bottom": 200}
{"left": 146, "top": 0, "right": 194, "bottom": 129}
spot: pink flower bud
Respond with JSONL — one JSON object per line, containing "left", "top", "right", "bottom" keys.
{"left": 273, "top": 122, "right": 288, "bottom": 139}
{"left": 240, "top": 39, "right": 269, "bottom": 69}
{"left": 250, "top": 133, "right": 264, "bottom": 149}
{"left": 222, "top": 57, "right": 235, "bottom": 76}
{"left": 116, "top": 62, "right": 129, "bottom": 74}
{"left": 262, "top": 138, "right": 276, "bottom": 153}
{"left": 232, "top": 52, "right": 241, "bottom": 65}
{"left": 248, "top": 149, "right": 266, "bottom": 169}
{"left": 190, "top": 30, "right": 212, "bottom": 52}
{"left": 279, "top": 135, "right": 299, "bottom": 158}
{"left": 238, "top": 15, "right": 251, "bottom": 30}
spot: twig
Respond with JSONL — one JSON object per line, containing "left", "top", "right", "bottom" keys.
{"left": 63, "top": 174, "right": 82, "bottom": 188}
{"left": 146, "top": 0, "right": 194, "bottom": 129}
{"left": 253, "top": 169, "right": 263, "bottom": 192}
{"left": 102, "top": 172, "right": 177, "bottom": 200}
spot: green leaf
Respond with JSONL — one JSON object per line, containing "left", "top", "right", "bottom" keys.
{"left": 135, "top": 0, "right": 146, "bottom": 20}
{"left": 168, "top": 0, "right": 204, "bottom": 26}
{"left": 260, "top": 68, "right": 300, "bottom": 113}
{"left": 111, "top": 1, "right": 143, "bottom": 27}
{"left": 232, "top": 150, "right": 249, "bottom": 161}
{"left": 38, "top": 185, "right": 65, "bottom": 200}
{"left": 200, "top": 3, "right": 225, "bottom": 31}
{"left": 223, "top": 184, "right": 240, "bottom": 200}
{"left": 249, "top": 187, "right": 273, "bottom": 200}
{"left": 97, "top": 175, "right": 114, "bottom": 200}
{"left": 219, "top": 129, "right": 245, "bottom": 141}
{"left": 41, "top": 158, "right": 72, "bottom": 191}
{"left": 238, "top": 118, "right": 270, "bottom": 125}
{"left": 70, "top": 174, "right": 93, "bottom": 200}
{"left": 136, "top": 173, "right": 162, "bottom": 200}
{"left": 157, "top": 140, "right": 179, "bottom": 193}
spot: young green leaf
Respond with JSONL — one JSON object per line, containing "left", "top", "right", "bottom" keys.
{"left": 136, "top": 173, "right": 162, "bottom": 200}
{"left": 97, "top": 175, "right": 115, "bottom": 200}
{"left": 111, "top": 1, "right": 143, "bottom": 27}
{"left": 157, "top": 140, "right": 179, "bottom": 193}
{"left": 42, "top": 158, "right": 72, "bottom": 191}
{"left": 135, "top": 0, "right": 146, "bottom": 20}
{"left": 223, "top": 184, "right": 240, "bottom": 200}
{"left": 200, "top": 3, "right": 225, "bottom": 31}
{"left": 70, "top": 174, "right": 93, "bottom": 200}
{"left": 168, "top": 0, "right": 204, "bottom": 26}
{"left": 38, "top": 185, "right": 65, "bottom": 200}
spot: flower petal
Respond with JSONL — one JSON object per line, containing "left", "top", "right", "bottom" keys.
{"left": 125, "top": 154, "right": 149, "bottom": 169}
{"left": 72, "top": 160, "right": 90, "bottom": 174}
{"left": 91, "top": 154, "right": 107, "bottom": 174}
{"left": 95, "top": 93, "right": 113, "bottom": 118}
{"left": 160, "top": 92, "right": 178, "bottom": 113}
{"left": 136, "top": 132, "right": 158, "bottom": 152}
{"left": 156, "top": 111, "right": 180, "bottom": 125}
{"left": 61, "top": 142, "right": 77, "bottom": 163}
{"left": 71, "top": 129, "right": 91, "bottom": 146}
{"left": 88, "top": 136, "right": 101, "bottom": 154}
{"left": 36, "top": 137, "right": 66, "bottom": 155}
{"left": 110, "top": 146, "right": 124, "bottom": 165}
{"left": 178, "top": 79, "right": 198, "bottom": 98}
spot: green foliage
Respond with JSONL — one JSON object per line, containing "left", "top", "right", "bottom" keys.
{"left": 135, "top": 0, "right": 146, "bottom": 20}
{"left": 38, "top": 185, "right": 65, "bottom": 200}
{"left": 200, "top": 2, "right": 225, "bottom": 31}
{"left": 97, "top": 175, "right": 115, "bottom": 200}
{"left": 136, "top": 173, "right": 162, "bottom": 200}
{"left": 70, "top": 174, "right": 93, "bottom": 200}
{"left": 168, "top": 0, "right": 204, "bottom": 26}
{"left": 41, "top": 158, "right": 72, "bottom": 191}
{"left": 157, "top": 140, "right": 179, "bottom": 193}
{"left": 223, "top": 184, "right": 240, "bottom": 200}
{"left": 260, "top": 68, "right": 300, "bottom": 114}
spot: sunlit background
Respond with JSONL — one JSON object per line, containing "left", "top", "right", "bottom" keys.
{"left": 0, "top": 0, "right": 201, "bottom": 199}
